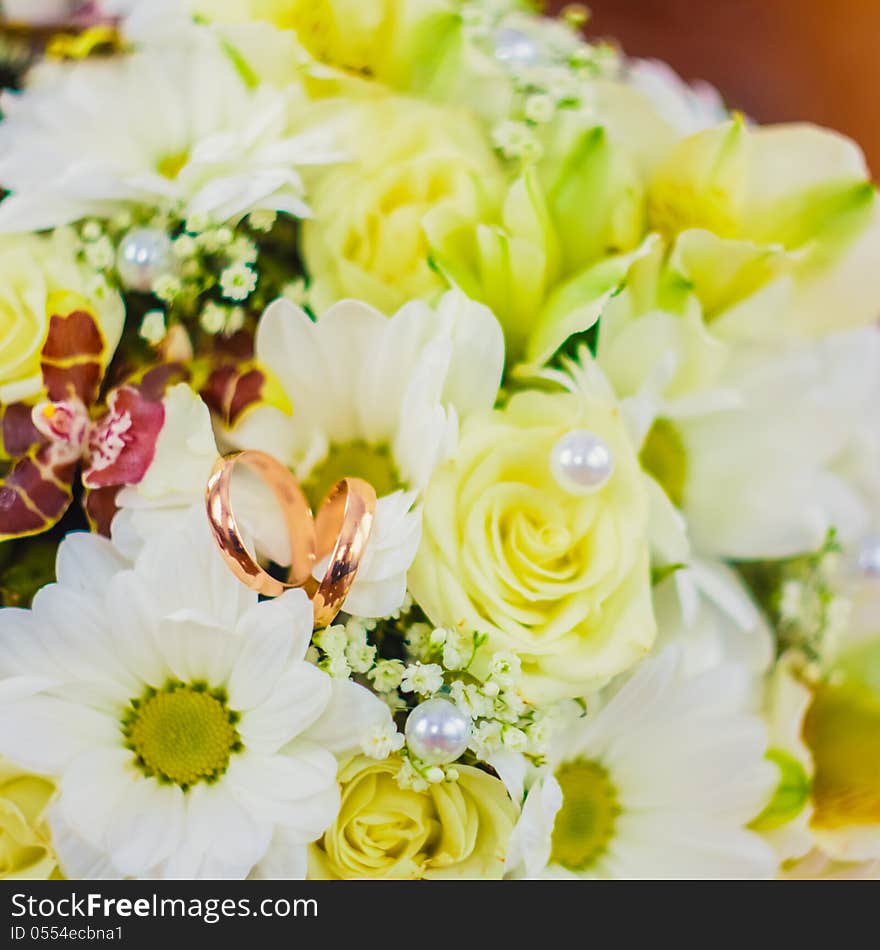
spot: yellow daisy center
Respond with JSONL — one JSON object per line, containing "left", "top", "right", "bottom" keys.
{"left": 550, "top": 759, "right": 620, "bottom": 872}
{"left": 156, "top": 151, "right": 189, "bottom": 180}
{"left": 123, "top": 683, "right": 242, "bottom": 790}
{"left": 804, "top": 680, "right": 880, "bottom": 829}
{"left": 640, "top": 417, "right": 688, "bottom": 509}
{"left": 303, "top": 441, "right": 402, "bottom": 509}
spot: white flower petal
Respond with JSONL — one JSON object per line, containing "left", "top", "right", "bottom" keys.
{"left": 226, "top": 744, "right": 339, "bottom": 841}
{"left": 228, "top": 589, "right": 314, "bottom": 710}
{"left": 105, "top": 778, "right": 185, "bottom": 877}
{"left": 300, "top": 678, "right": 390, "bottom": 758}
{"left": 55, "top": 532, "right": 129, "bottom": 596}
{"left": 48, "top": 807, "right": 122, "bottom": 881}
{"left": 0, "top": 693, "right": 118, "bottom": 773}
{"left": 60, "top": 748, "right": 135, "bottom": 853}
{"left": 249, "top": 827, "right": 308, "bottom": 880}
{"left": 238, "top": 665, "right": 332, "bottom": 753}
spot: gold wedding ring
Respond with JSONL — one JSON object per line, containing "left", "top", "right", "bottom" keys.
{"left": 307, "top": 477, "right": 377, "bottom": 629}
{"left": 205, "top": 452, "right": 377, "bottom": 628}
{"left": 205, "top": 450, "right": 316, "bottom": 598}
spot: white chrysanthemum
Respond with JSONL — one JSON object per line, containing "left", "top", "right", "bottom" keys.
{"left": 617, "top": 327, "right": 880, "bottom": 561}
{"left": 506, "top": 648, "right": 778, "bottom": 880}
{"left": 0, "top": 512, "right": 391, "bottom": 879}
{"left": 0, "top": 30, "right": 341, "bottom": 231}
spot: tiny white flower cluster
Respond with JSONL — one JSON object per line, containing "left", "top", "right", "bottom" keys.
{"left": 313, "top": 619, "right": 378, "bottom": 680}
{"left": 70, "top": 208, "right": 278, "bottom": 345}
{"left": 743, "top": 531, "right": 853, "bottom": 665}
{"left": 405, "top": 624, "right": 568, "bottom": 766}
{"left": 457, "top": 1, "right": 619, "bottom": 161}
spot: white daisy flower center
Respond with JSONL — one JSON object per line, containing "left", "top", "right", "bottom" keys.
{"left": 303, "top": 441, "right": 402, "bottom": 508}
{"left": 639, "top": 417, "right": 688, "bottom": 509}
{"left": 122, "top": 682, "right": 242, "bottom": 791}
{"left": 551, "top": 759, "right": 620, "bottom": 872}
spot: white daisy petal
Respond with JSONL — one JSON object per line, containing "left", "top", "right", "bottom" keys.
{"left": 238, "top": 665, "right": 332, "bottom": 753}
{"left": 60, "top": 748, "right": 135, "bottom": 853}
{"left": 0, "top": 694, "right": 118, "bottom": 773}
{"left": 226, "top": 744, "right": 339, "bottom": 841}
{"left": 301, "top": 678, "right": 391, "bottom": 757}
{"left": 105, "top": 778, "right": 185, "bottom": 877}
{"left": 228, "top": 589, "right": 314, "bottom": 710}
{"left": 48, "top": 808, "right": 122, "bottom": 881}
{"left": 249, "top": 827, "right": 308, "bottom": 880}
{"left": 55, "top": 532, "right": 130, "bottom": 596}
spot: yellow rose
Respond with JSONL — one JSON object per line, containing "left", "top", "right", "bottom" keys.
{"left": 0, "top": 758, "right": 59, "bottom": 880}
{"left": 0, "top": 231, "right": 123, "bottom": 405}
{"left": 309, "top": 757, "right": 518, "bottom": 879}
{"left": 409, "top": 369, "right": 656, "bottom": 702}
{"left": 302, "top": 96, "right": 503, "bottom": 313}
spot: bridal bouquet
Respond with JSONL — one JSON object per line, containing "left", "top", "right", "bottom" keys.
{"left": 0, "top": 0, "right": 878, "bottom": 882}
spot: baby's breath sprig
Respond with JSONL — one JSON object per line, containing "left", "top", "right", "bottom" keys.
{"left": 455, "top": 0, "right": 621, "bottom": 162}
{"left": 308, "top": 599, "right": 571, "bottom": 788}
{"left": 738, "top": 529, "right": 851, "bottom": 665}
{"left": 69, "top": 207, "right": 304, "bottom": 349}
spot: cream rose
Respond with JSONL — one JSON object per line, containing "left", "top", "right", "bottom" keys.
{"left": 302, "top": 96, "right": 503, "bottom": 313}
{"left": 308, "top": 756, "right": 518, "bottom": 879}
{"left": 409, "top": 371, "right": 656, "bottom": 702}
{"left": 0, "top": 231, "right": 123, "bottom": 404}
{"left": 0, "top": 758, "right": 58, "bottom": 880}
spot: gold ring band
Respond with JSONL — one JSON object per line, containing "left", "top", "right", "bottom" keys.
{"left": 205, "top": 450, "right": 316, "bottom": 597}
{"left": 308, "top": 477, "right": 377, "bottom": 629}
{"left": 205, "top": 453, "right": 377, "bottom": 628}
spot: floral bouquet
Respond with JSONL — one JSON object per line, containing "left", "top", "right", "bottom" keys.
{"left": 0, "top": 0, "right": 877, "bottom": 883}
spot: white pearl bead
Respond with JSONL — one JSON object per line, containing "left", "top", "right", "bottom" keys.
{"left": 405, "top": 697, "right": 471, "bottom": 765}
{"left": 116, "top": 228, "right": 173, "bottom": 293}
{"left": 859, "top": 534, "right": 880, "bottom": 578}
{"left": 551, "top": 429, "right": 614, "bottom": 494}
{"left": 493, "top": 27, "right": 539, "bottom": 67}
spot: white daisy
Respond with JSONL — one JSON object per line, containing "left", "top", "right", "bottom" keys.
{"left": 0, "top": 29, "right": 341, "bottom": 231}
{"left": 0, "top": 510, "right": 391, "bottom": 879}
{"left": 613, "top": 326, "right": 880, "bottom": 561}
{"left": 506, "top": 647, "right": 778, "bottom": 880}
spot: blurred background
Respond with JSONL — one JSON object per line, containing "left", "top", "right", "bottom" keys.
{"left": 553, "top": 0, "right": 880, "bottom": 175}
{"left": 2, "top": 1, "right": 878, "bottom": 172}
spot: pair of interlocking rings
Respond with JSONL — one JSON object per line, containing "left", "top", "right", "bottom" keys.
{"left": 205, "top": 451, "right": 376, "bottom": 628}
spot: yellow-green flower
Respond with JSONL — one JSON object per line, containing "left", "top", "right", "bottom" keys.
{"left": 308, "top": 756, "right": 518, "bottom": 879}
{"left": 302, "top": 96, "right": 503, "bottom": 313}
{"left": 197, "top": 0, "right": 460, "bottom": 90}
{"left": 800, "top": 579, "right": 880, "bottom": 863}
{"left": 647, "top": 116, "right": 880, "bottom": 336}
{"left": 0, "top": 758, "right": 59, "bottom": 880}
{"left": 0, "top": 232, "right": 123, "bottom": 405}
{"left": 803, "top": 676, "right": 880, "bottom": 860}
{"left": 409, "top": 364, "right": 656, "bottom": 702}
{"left": 427, "top": 126, "right": 649, "bottom": 364}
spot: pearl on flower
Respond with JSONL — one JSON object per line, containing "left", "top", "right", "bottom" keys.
{"left": 405, "top": 697, "right": 471, "bottom": 765}
{"left": 551, "top": 429, "right": 614, "bottom": 494}
{"left": 116, "top": 228, "right": 173, "bottom": 293}
{"left": 858, "top": 534, "right": 880, "bottom": 578}
{"left": 493, "top": 27, "right": 540, "bottom": 68}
